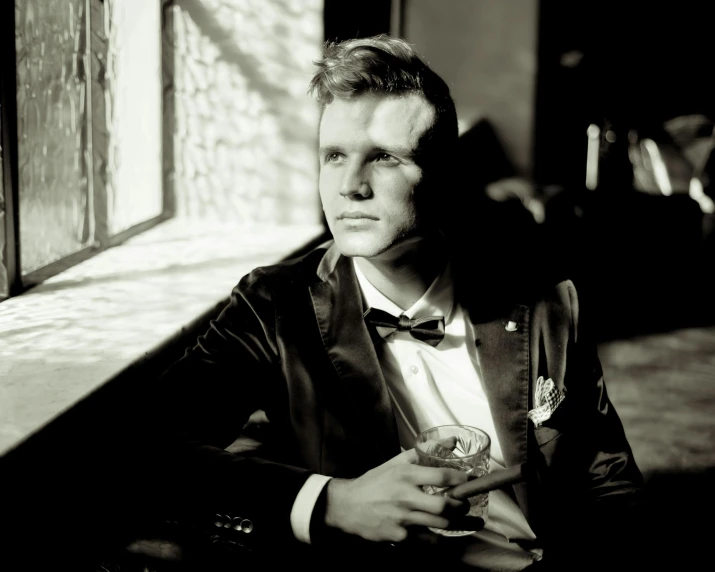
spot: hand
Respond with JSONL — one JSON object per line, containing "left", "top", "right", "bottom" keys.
{"left": 323, "top": 448, "right": 470, "bottom": 543}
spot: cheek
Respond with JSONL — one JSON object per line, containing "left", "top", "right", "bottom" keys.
{"left": 400, "top": 188, "right": 422, "bottom": 231}
{"left": 318, "top": 171, "right": 335, "bottom": 204}
{"left": 399, "top": 183, "right": 420, "bottom": 217}
{"left": 383, "top": 194, "right": 419, "bottom": 230}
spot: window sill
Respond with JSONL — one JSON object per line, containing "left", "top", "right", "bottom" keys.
{"left": 0, "top": 218, "right": 324, "bottom": 457}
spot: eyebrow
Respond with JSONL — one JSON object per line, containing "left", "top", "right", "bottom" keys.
{"left": 318, "top": 144, "right": 416, "bottom": 159}
{"left": 319, "top": 145, "right": 343, "bottom": 157}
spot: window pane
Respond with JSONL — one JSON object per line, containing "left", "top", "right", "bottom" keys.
{"left": 168, "top": 0, "right": 322, "bottom": 225}
{"left": 103, "top": 0, "right": 163, "bottom": 236}
{"left": 16, "top": 0, "right": 94, "bottom": 275}
{"left": 0, "top": 106, "right": 7, "bottom": 298}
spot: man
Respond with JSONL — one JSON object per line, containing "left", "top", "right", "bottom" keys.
{"left": 150, "top": 35, "right": 647, "bottom": 571}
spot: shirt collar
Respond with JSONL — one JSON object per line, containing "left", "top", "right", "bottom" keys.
{"left": 352, "top": 258, "right": 455, "bottom": 330}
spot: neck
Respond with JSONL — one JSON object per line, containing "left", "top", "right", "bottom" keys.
{"left": 355, "top": 237, "right": 447, "bottom": 310}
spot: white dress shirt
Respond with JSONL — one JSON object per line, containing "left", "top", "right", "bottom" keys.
{"left": 290, "top": 259, "right": 542, "bottom": 568}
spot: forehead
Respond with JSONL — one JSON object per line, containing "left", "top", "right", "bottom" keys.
{"left": 319, "top": 93, "right": 436, "bottom": 150}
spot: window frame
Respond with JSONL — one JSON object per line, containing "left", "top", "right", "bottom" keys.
{"left": 0, "top": 0, "right": 173, "bottom": 301}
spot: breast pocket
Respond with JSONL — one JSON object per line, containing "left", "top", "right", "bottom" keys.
{"left": 531, "top": 394, "right": 570, "bottom": 448}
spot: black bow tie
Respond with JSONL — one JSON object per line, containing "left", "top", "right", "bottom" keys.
{"left": 363, "top": 307, "right": 445, "bottom": 347}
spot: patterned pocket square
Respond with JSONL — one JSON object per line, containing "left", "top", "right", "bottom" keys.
{"left": 528, "top": 376, "right": 565, "bottom": 427}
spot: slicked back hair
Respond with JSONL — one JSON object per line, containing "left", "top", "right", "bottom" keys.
{"left": 308, "top": 34, "right": 459, "bottom": 229}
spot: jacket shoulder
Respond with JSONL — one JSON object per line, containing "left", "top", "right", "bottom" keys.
{"left": 236, "top": 241, "right": 330, "bottom": 295}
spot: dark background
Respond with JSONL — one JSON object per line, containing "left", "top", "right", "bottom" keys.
{"left": 533, "top": 1, "right": 715, "bottom": 340}
{"left": 1, "top": 2, "right": 713, "bottom": 570}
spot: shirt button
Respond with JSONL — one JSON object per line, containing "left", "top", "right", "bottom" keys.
{"left": 410, "top": 365, "right": 419, "bottom": 374}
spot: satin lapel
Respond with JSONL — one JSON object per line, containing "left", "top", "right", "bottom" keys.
{"left": 309, "top": 252, "right": 400, "bottom": 465}
{"left": 470, "top": 304, "right": 532, "bottom": 515}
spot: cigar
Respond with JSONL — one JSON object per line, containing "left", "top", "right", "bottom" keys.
{"left": 446, "top": 462, "right": 528, "bottom": 500}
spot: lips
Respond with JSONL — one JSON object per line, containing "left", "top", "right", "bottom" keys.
{"left": 338, "top": 211, "right": 378, "bottom": 220}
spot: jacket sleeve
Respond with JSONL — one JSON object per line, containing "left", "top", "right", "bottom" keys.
{"left": 532, "top": 280, "right": 650, "bottom": 569}
{"left": 140, "top": 267, "right": 313, "bottom": 550}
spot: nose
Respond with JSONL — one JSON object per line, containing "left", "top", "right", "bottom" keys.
{"left": 340, "top": 162, "right": 371, "bottom": 199}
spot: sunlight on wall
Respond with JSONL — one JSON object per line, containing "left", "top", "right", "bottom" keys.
{"left": 167, "top": 0, "right": 323, "bottom": 224}
{"left": 105, "top": 0, "right": 163, "bottom": 235}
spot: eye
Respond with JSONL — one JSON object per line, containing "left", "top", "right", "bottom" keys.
{"left": 325, "top": 152, "right": 343, "bottom": 163}
{"left": 375, "top": 153, "right": 397, "bottom": 163}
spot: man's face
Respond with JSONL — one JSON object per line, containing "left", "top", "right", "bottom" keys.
{"left": 318, "top": 93, "right": 436, "bottom": 259}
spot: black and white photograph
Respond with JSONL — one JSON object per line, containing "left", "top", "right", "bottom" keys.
{"left": 1, "top": 1, "right": 714, "bottom": 570}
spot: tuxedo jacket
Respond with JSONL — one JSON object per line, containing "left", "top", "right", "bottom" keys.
{"left": 149, "top": 240, "right": 645, "bottom": 563}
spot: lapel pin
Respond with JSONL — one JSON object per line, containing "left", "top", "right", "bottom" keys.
{"left": 505, "top": 321, "right": 518, "bottom": 332}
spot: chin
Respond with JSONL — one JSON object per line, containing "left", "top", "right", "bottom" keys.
{"left": 333, "top": 232, "right": 421, "bottom": 259}
{"left": 333, "top": 239, "right": 379, "bottom": 258}
{"left": 332, "top": 233, "right": 388, "bottom": 258}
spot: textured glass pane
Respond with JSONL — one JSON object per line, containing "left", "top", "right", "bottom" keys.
{"left": 102, "top": 0, "right": 163, "bottom": 236}
{"left": 0, "top": 106, "right": 7, "bottom": 297}
{"left": 168, "top": 0, "right": 322, "bottom": 224}
{"left": 16, "top": 0, "right": 94, "bottom": 275}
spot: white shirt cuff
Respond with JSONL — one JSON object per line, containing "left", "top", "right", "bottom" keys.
{"left": 290, "top": 473, "right": 332, "bottom": 544}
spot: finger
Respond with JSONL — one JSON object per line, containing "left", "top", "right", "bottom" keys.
{"left": 404, "top": 510, "right": 485, "bottom": 533}
{"left": 385, "top": 448, "right": 418, "bottom": 466}
{"left": 404, "top": 488, "right": 469, "bottom": 517}
{"left": 402, "top": 510, "right": 450, "bottom": 531}
{"left": 384, "top": 526, "right": 409, "bottom": 544}
{"left": 418, "top": 438, "right": 458, "bottom": 458}
{"left": 444, "top": 496, "right": 471, "bottom": 518}
{"left": 448, "top": 515, "right": 485, "bottom": 532}
{"left": 436, "top": 436, "right": 458, "bottom": 450}
{"left": 404, "top": 465, "right": 468, "bottom": 487}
